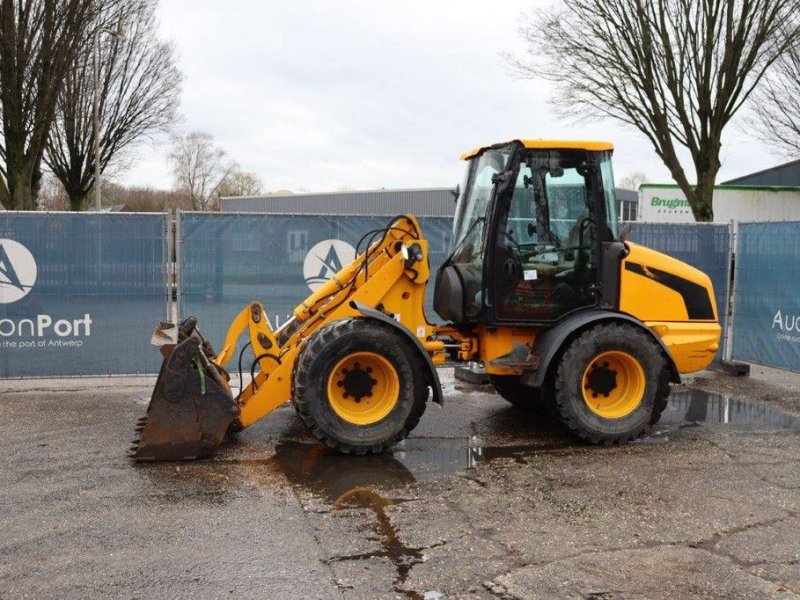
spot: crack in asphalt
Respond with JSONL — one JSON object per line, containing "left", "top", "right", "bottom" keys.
{"left": 320, "top": 488, "right": 447, "bottom": 600}
{"left": 486, "top": 511, "right": 800, "bottom": 599}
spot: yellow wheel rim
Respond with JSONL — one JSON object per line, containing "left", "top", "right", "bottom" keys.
{"left": 327, "top": 352, "right": 400, "bottom": 425}
{"left": 581, "top": 351, "right": 646, "bottom": 419}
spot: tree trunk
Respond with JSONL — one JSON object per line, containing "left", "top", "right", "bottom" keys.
{"left": 65, "top": 176, "right": 87, "bottom": 211}
{"left": 68, "top": 191, "right": 86, "bottom": 212}
{"left": 7, "top": 165, "right": 37, "bottom": 211}
{"left": 692, "top": 178, "right": 715, "bottom": 222}
{"left": 661, "top": 152, "right": 716, "bottom": 223}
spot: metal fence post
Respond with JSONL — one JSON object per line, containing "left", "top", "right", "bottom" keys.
{"left": 175, "top": 210, "right": 182, "bottom": 324}
{"left": 724, "top": 220, "right": 737, "bottom": 362}
{"left": 164, "top": 210, "right": 174, "bottom": 323}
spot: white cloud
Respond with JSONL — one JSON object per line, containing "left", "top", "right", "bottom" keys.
{"left": 117, "top": 0, "right": 781, "bottom": 192}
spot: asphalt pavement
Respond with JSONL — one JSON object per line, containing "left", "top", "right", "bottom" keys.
{"left": 0, "top": 370, "right": 798, "bottom": 599}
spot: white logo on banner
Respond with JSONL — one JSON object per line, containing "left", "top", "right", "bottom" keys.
{"left": 0, "top": 239, "right": 37, "bottom": 304}
{"left": 772, "top": 309, "right": 800, "bottom": 343}
{"left": 303, "top": 239, "right": 356, "bottom": 292}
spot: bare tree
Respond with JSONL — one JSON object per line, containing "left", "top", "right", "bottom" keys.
{"left": 45, "top": 0, "right": 182, "bottom": 211}
{"left": 37, "top": 173, "right": 70, "bottom": 211}
{"left": 217, "top": 168, "right": 263, "bottom": 198}
{"left": 617, "top": 171, "right": 649, "bottom": 191}
{"left": 102, "top": 180, "right": 189, "bottom": 211}
{"left": 512, "top": 0, "right": 800, "bottom": 221}
{"left": 169, "top": 131, "right": 234, "bottom": 211}
{"left": 750, "top": 44, "right": 800, "bottom": 155}
{"left": 0, "top": 0, "right": 104, "bottom": 210}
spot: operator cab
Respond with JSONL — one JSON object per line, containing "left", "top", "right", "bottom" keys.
{"left": 434, "top": 139, "right": 621, "bottom": 325}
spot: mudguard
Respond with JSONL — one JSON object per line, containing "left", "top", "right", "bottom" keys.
{"left": 351, "top": 301, "right": 443, "bottom": 405}
{"left": 521, "top": 309, "right": 681, "bottom": 389}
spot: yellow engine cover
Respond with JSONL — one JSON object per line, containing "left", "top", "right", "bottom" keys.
{"left": 620, "top": 242, "right": 720, "bottom": 373}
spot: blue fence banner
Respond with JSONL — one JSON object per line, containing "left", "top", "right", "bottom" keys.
{"left": 0, "top": 213, "right": 168, "bottom": 377}
{"left": 178, "top": 213, "right": 453, "bottom": 345}
{"left": 731, "top": 222, "right": 800, "bottom": 372}
{"left": 628, "top": 222, "right": 730, "bottom": 359}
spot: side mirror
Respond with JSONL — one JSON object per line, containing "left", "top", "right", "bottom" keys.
{"left": 450, "top": 184, "right": 460, "bottom": 203}
{"left": 577, "top": 161, "right": 592, "bottom": 177}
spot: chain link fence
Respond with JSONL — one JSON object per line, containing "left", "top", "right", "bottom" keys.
{"left": 0, "top": 212, "right": 169, "bottom": 377}
{"left": 730, "top": 221, "right": 800, "bottom": 371}
{"left": 2, "top": 210, "right": 796, "bottom": 378}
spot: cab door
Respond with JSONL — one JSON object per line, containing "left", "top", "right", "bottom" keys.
{"left": 489, "top": 150, "right": 600, "bottom": 323}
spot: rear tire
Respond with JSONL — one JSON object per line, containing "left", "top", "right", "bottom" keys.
{"left": 292, "top": 318, "right": 427, "bottom": 454}
{"left": 489, "top": 375, "right": 543, "bottom": 410}
{"left": 553, "top": 322, "right": 669, "bottom": 445}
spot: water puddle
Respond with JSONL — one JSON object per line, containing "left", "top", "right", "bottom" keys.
{"left": 266, "top": 390, "right": 799, "bottom": 503}
{"left": 269, "top": 437, "right": 561, "bottom": 503}
{"left": 660, "top": 389, "right": 800, "bottom": 430}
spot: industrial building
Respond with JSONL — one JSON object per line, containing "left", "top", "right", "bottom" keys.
{"left": 221, "top": 186, "right": 642, "bottom": 219}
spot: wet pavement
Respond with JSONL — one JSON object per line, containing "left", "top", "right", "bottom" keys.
{"left": 0, "top": 371, "right": 799, "bottom": 599}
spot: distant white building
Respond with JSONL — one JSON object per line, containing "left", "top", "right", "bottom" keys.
{"left": 639, "top": 159, "right": 800, "bottom": 224}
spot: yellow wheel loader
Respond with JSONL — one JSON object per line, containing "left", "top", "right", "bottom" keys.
{"left": 131, "top": 140, "right": 721, "bottom": 461}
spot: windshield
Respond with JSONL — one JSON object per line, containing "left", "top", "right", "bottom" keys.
{"left": 450, "top": 146, "right": 513, "bottom": 255}
{"left": 445, "top": 145, "right": 513, "bottom": 318}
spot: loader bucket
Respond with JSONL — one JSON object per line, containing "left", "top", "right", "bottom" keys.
{"left": 130, "top": 327, "right": 240, "bottom": 462}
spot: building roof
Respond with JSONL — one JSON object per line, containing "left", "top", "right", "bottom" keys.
{"left": 99, "top": 204, "right": 130, "bottom": 212}
{"left": 460, "top": 139, "right": 614, "bottom": 160}
{"left": 723, "top": 159, "right": 800, "bottom": 187}
{"left": 616, "top": 188, "right": 638, "bottom": 203}
{"left": 221, "top": 187, "right": 457, "bottom": 217}
{"left": 641, "top": 182, "right": 800, "bottom": 192}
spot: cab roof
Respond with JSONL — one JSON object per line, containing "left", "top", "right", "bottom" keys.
{"left": 460, "top": 139, "right": 614, "bottom": 160}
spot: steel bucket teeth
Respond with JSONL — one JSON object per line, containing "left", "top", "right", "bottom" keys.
{"left": 129, "top": 332, "right": 240, "bottom": 462}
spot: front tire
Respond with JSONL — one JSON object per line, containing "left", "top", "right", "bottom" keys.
{"left": 292, "top": 318, "right": 427, "bottom": 454}
{"left": 553, "top": 322, "right": 669, "bottom": 445}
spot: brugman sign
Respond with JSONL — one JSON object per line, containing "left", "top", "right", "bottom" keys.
{"left": 650, "top": 197, "right": 691, "bottom": 211}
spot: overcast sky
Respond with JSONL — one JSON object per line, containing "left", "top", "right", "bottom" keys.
{"left": 119, "top": 0, "right": 783, "bottom": 193}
